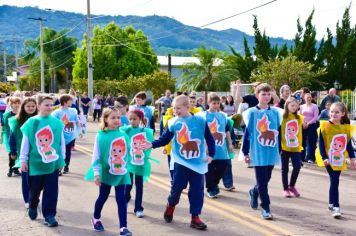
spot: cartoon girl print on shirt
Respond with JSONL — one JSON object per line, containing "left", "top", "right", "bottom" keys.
{"left": 328, "top": 134, "right": 347, "bottom": 167}
{"left": 256, "top": 114, "right": 279, "bottom": 147}
{"left": 130, "top": 132, "right": 146, "bottom": 166}
{"left": 208, "top": 118, "right": 226, "bottom": 146}
{"left": 109, "top": 137, "right": 127, "bottom": 175}
{"left": 285, "top": 120, "right": 299, "bottom": 147}
{"left": 176, "top": 123, "right": 201, "bottom": 159}
{"left": 36, "top": 126, "right": 59, "bottom": 163}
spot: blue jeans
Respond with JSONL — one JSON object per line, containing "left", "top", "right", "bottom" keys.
{"left": 326, "top": 165, "right": 341, "bottom": 207}
{"left": 281, "top": 151, "right": 301, "bottom": 190}
{"left": 252, "top": 166, "right": 274, "bottom": 211}
{"left": 28, "top": 170, "right": 59, "bottom": 218}
{"left": 168, "top": 163, "right": 204, "bottom": 216}
{"left": 65, "top": 139, "right": 75, "bottom": 168}
{"left": 125, "top": 173, "right": 144, "bottom": 212}
{"left": 301, "top": 123, "right": 318, "bottom": 162}
{"left": 94, "top": 183, "right": 127, "bottom": 228}
{"left": 222, "top": 159, "right": 233, "bottom": 188}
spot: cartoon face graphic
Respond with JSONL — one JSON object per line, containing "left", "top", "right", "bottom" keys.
{"left": 208, "top": 118, "right": 226, "bottom": 146}
{"left": 176, "top": 123, "right": 201, "bottom": 159}
{"left": 256, "top": 114, "right": 278, "bottom": 147}
{"left": 285, "top": 120, "right": 299, "bottom": 147}
{"left": 109, "top": 137, "right": 127, "bottom": 175}
{"left": 328, "top": 134, "right": 347, "bottom": 167}
{"left": 130, "top": 132, "right": 146, "bottom": 166}
{"left": 35, "top": 125, "right": 59, "bottom": 163}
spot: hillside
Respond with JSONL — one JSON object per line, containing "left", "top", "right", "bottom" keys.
{"left": 0, "top": 5, "right": 293, "bottom": 55}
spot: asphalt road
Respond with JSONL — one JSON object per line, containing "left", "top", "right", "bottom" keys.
{"left": 1, "top": 121, "right": 356, "bottom": 236}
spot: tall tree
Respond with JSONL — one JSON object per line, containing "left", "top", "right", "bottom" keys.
{"left": 72, "top": 22, "right": 158, "bottom": 82}
{"left": 253, "top": 15, "right": 273, "bottom": 62}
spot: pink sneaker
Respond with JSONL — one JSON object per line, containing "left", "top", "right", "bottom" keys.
{"left": 288, "top": 186, "right": 300, "bottom": 197}
{"left": 283, "top": 190, "right": 292, "bottom": 198}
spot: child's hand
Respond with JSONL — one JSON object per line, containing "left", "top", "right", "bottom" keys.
{"left": 163, "top": 149, "right": 167, "bottom": 155}
{"left": 205, "top": 156, "right": 213, "bottom": 164}
{"left": 10, "top": 154, "right": 16, "bottom": 160}
{"left": 94, "top": 175, "right": 101, "bottom": 186}
{"left": 244, "top": 155, "right": 250, "bottom": 164}
{"left": 323, "top": 159, "right": 330, "bottom": 166}
{"left": 21, "top": 162, "right": 28, "bottom": 172}
{"left": 141, "top": 141, "right": 153, "bottom": 150}
{"left": 302, "top": 122, "right": 309, "bottom": 129}
{"left": 229, "top": 144, "right": 234, "bottom": 153}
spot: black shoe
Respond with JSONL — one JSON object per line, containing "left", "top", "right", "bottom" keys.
{"left": 164, "top": 204, "right": 175, "bottom": 223}
{"left": 63, "top": 167, "right": 69, "bottom": 174}
{"left": 44, "top": 216, "right": 58, "bottom": 227}
{"left": 7, "top": 171, "right": 12, "bottom": 177}
{"left": 13, "top": 168, "right": 21, "bottom": 176}
{"left": 190, "top": 216, "right": 207, "bottom": 230}
{"left": 28, "top": 208, "right": 38, "bottom": 220}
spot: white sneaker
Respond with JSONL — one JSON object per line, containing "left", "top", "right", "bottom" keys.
{"left": 328, "top": 204, "right": 334, "bottom": 211}
{"left": 135, "top": 211, "right": 144, "bottom": 218}
{"left": 332, "top": 207, "right": 341, "bottom": 218}
{"left": 25, "top": 203, "right": 29, "bottom": 209}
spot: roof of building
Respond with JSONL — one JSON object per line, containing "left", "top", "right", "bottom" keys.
{"left": 157, "top": 55, "right": 222, "bottom": 67}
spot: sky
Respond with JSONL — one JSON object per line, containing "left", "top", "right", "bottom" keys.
{"left": 2, "top": 0, "right": 355, "bottom": 40}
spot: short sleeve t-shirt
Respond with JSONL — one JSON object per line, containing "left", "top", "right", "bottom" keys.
{"left": 81, "top": 97, "right": 91, "bottom": 106}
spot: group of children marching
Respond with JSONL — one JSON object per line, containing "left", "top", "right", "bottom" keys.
{"left": 1, "top": 84, "right": 355, "bottom": 235}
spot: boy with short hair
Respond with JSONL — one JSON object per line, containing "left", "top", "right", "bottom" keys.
{"left": 242, "top": 83, "right": 282, "bottom": 220}
{"left": 115, "top": 95, "right": 130, "bottom": 127}
{"left": 20, "top": 94, "right": 66, "bottom": 227}
{"left": 142, "top": 95, "right": 215, "bottom": 230}
{"left": 129, "top": 91, "right": 155, "bottom": 131}
{"left": 197, "top": 93, "right": 233, "bottom": 198}
{"left": 2, "top": 96, "right": 21, "bottom": 177}
{"left": 52, "top": 94, "right": 81, "bottom": 174}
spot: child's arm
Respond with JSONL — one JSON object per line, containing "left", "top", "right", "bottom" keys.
{"left": 347, "top": 140, "right": 356, "bottom": 169}
{"left": 149, "top": 116, "right": 155, "bottom": 133}
{"left": 19, "top": 135, "right": 30, "bottom": 172}
{"left": 204, "top": 123, "right": 216, "bottom": 158}
{"left": 60, "top": 131, "right": 66, "bottom": 159}
{"left": 92, "top": 134, "right": 101, "bottom": 185}
{"left": 242, "top": 128, "right": 250, "bottom": 163}
{"left": 318, "top": 131, "right": 329, "bottom": 164}
{"left": 151, "top": 128, "right": 174, "bottom": 149}
{"left": 225, "top": 123, "right": 233, "bottom": 152}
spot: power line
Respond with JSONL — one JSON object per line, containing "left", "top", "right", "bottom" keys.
{"left": 42, "top": 19, "right": 86, "bottom": 45}
{"left": 92, "top": 0, "right": 278, "bottom": 48}
{"left": 20, "top": 55, "right": 74, "bottom": 75}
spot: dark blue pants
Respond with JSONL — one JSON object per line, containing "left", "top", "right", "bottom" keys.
{"left": 65, "top": 139, "right": 75, "bottom": 168}
{"left": 301, "top": 123, "right": 318, "bottom": 162}
{"left": 252, "top": 166, "right": 274, "bottom": 211}
{"left": 22, "top": 171, "right": 29, "bottom": 203}
{"left": 326, "top": 165, "right": 341, "bottom": 207}
{"left": 125, "top": 173, "right": 144, "bottom": 212}
{"left": 205, "top": 160, "right": 228, "bottom": 192}
{"left": 28, "top": 170, "right": 59, "bottom": 218}
{"left": 281, "top": 151, "right": 302, "bottom": 190}
{"left": 168, "top": 163, "right": 204, "bottom": 216}
{"left": 222, "top": 159, "right": 234, "bottom": 188}
{"left": 94, "top": 183, "right": 127, "bottom": 228}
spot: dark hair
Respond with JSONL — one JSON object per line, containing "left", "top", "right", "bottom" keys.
{"left": 331, "top": 102, "right": 350, "bottom": 124}
{"left": 59, "top": 94, "right": 73, "bottom": 106}
{"left": 208, "top": 92, "right": 220, "bottom": 103}
{"left": 283, "top": 97, "right": 300, "bottom": 120}
{"left": 225, "top": 95, "right": 234, "bottom": 106}
{"left": 311, "top": 91, "right": 318, "bottom": 98}
{"left": 16, "top": 97, "right": 38, "bottom": 127}
{"left": 116, "top": 95, "right": 129, "bottom": 106}
{"left": 129, "top": 109, "right": 147, "bottom": 127}
{"left": 255, "top": 83, "right": 272, "bottom": 94}
{"left": 135, "top": 91, "right": 147, "bottom": 100}
{"left": 301, "top": 87, "right": 310, "bottom": 94}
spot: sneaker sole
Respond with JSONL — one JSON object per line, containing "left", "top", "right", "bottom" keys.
{"left": 190, "top": 224, "right": 207, "bottom": 230}
{"left": 44, "top": 222, "right": 58, "bottom": 227}
{"left": 262, "top": 216, "right": 273, "bottom": 220}
{"left": 333, "top": 214, "right": 341, "bottom": 219}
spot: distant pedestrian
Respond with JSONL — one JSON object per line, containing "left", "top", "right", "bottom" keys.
{"left": 80, "top": 92, "right": 91, "bottom": 117}
{"left": 320, "top": 88, "right": 341, "bottom": 111}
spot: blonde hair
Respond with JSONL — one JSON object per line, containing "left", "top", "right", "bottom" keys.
{"left": 9, "top": 96, "right": 22, "bottom": 105}
{"left": 172, "top": 95, "right": 189, "bottom": 107}
{"left": 36, "top": 94, "right": 54, "bottom": 105}
{"left": 283, "top": 97, "right": 300, "bottom": 120}
{"left": 208, "top": 92, "right": 220, "bottom": 103}
{"left": 100, "top": 107, "right": 121, "bottom": 130}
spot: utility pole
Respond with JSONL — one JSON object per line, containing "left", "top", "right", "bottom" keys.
{"left": 87, "top": 0, "right": 94, "bottom": 99}
{"left": 3, "top": 47, "right": 6, "bottom": 82}
{"left": 28, "top": 17, "right": 46, "bottom": 92}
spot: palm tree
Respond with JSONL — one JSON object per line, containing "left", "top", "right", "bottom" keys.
{"left": 181, "top": 47, "right": 239, "bottom": 102}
